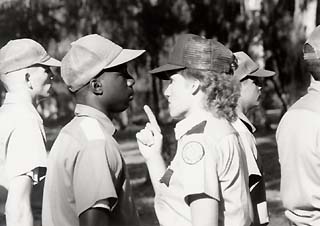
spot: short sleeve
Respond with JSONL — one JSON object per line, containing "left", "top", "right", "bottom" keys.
{"left": 25, "top": 167, "right": 46, "bottom": 185}
{"left": 180, "top": 139, "right": 220, "bottom": 205}
{"left": 73, "top": 140, "right": 118, "bottom": 216}
{"left": 217, "top": 134, "right": 243, "bottom": 178}
{"left": 6, "top": 120, "right": 47, "bottom": 182}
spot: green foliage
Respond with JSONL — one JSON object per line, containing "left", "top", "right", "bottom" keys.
{"left": 0, "top": 0, "right": 318, "bottom": 126}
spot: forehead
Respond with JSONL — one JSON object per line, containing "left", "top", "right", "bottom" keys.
{"left": 169, "top": 72, "right": 185, "bottom": 81}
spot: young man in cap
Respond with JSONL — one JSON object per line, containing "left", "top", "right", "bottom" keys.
{"left": 232, "top": 51, "right": 275, "bottom": 226}
{"left": 276, "top": 25, "right": 320, "bottom": 226}
{"left": 136, "top": 34, "right": 253, "bottom": 226}
{"left": 42, "top": 34, "right": 145, "bottom": 226}
{"left": 0, "top": 38, "right": 61, "bottom": 226}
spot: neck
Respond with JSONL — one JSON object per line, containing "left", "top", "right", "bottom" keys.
{"left": 76, "top": 99, "right": 112, "bottom": 119}
{"left": 185, "top": 95, "right": 208, "bottom": 119}
{"left": 238, "top": 103, "right": 246, "bottom": 115}
{"left": 238, "top": 98, "right": 251, "bottom": 115}
{"left": 6, "top": 90, "right": 35, "bottom": 105}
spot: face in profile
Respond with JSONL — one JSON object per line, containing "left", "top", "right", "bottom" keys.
{"left": 240, "top": 76, "right": 262, "bottom": 110}
{"left": 28, "top": 65, "right": 53, "bottom": 98}
{"left": 97, "top": 63, "right": 135, "bottom": 113}
{"left": 163, "top": 72, "right": 194, "bottom": 120}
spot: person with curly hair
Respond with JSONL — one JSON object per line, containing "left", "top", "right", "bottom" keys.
{"left": 136, "top": 34, "right": 253, "bottom": 226}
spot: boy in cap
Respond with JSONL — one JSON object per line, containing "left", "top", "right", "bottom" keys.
{"left": 0, "top": 38, "right": 61, "bottom": 226}
{"left": 232, "top": 51, "right": 275, "bottom": 226}
{"left": 136, "top": 34, "right": 253, "bottom": 226}
{"left": 276, "top": 25, "right": 320, "bottom": 226}
{"left": 42, "top": 34, "right": 145, "bottom": 226}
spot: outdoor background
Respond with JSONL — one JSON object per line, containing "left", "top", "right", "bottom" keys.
{"left": 0, "top": 0, "right": 319, "bottom": 225}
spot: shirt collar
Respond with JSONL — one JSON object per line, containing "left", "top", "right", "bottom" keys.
{"left": 308, "top": 78, "right": 320, "bottom": 93}
{"left": 3, "top": 92, "right": 43, "bottom": 124}
{"left": 237, "top": 111, "right": 256, "bottom": 133}
{"left": 174, "top": 110, "right": 210, "bottom": 140}
{"left": 75, "top": 104, "right": 116, "bottom": 135}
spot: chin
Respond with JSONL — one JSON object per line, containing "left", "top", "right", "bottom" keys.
{"left": 169, "top": 111, "right": 185, "bottom": 121}
{"left": 41, "top": 93, "right": 51, "bottom": 98}
{"left": 116, "top": 103, "right": 130, "bottom": 113}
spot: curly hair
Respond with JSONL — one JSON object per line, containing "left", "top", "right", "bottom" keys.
{"left": 182, "top": 68, "right": 240, "bottom": 122}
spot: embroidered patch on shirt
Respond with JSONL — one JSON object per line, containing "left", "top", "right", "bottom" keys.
{"left": 182, "top": 142, "right": 204, "bottom": 165}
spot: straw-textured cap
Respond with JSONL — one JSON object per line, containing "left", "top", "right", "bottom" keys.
{"left": 61, "top": 34, "right": 145, "bottom": 92}
{"left": 304, "top": 25, "right": 320, "bottom": 60}
{"left": 150, "top": 34, "right": 234, "bottom": 76}
{"left": 0, "top": 39, "right": 61, "bottom": 74}
{"left": 233, "top": 51, "right": 275, "bottom": 81}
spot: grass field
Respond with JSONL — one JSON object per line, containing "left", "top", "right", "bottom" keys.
{"left": 0, "top": 121, "right": 288, "bottom": 226}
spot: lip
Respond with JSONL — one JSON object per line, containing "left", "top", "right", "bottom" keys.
{"left": 128, "top": 90, "right": 134, "bottom": 100}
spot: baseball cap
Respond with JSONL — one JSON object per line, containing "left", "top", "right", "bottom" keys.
{"left": 61, "top": 34, "right": 145, "bottom": 92}
{"left": 0, "top": 38, "right": 61, "bottom": 74}
{"left": 233, "top": 51, "right": 275, "bottom": 81}
{"left": 150, "top": 34, "right": 234, "bottom": 77}
{"left": 304, "top": 25, "right": 320, "bottom": 60}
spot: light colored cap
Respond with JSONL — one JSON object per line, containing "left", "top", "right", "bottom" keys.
{"left": 304, "top": 25, "right": 320, "bottom": 60}
{"left": 233, "top": 51, "right": 275, "bottom": 81}
{"left": 61, "top": 34, "right": 145, "bottom": 92}
{"left": 0, "top": 38, "right": 61, "bottom": 74}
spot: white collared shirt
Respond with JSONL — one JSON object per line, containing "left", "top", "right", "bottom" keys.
{"left": 0, "top": 92, "right": 47, "bottom": 185}
{"left": 0, "top": 92, "right": 47, "bottom": 214}
{"left": 155, "top": 111, "right": 253, "bottom": 226}
{"left": 232, "top": 112, "right": 269, "bottom": 224}
{"left": 276, "top": 79, "right": 320, "bottom": 225}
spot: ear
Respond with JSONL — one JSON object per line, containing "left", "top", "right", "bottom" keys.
{"left": 191, "top": 79, "right": 200, "bottom": 95}
{"left": 25, "top": 73, "right": 33, "bottom": 89}
{"left": 89, "top": 79, "right": 103, "bottom": 95}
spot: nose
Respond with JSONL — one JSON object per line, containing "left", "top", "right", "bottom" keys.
{"left": 164, "top": 84, "right": 171, "bottom": 98}
{"left": 127, "top": 78, "right": 135, "bottom": 87}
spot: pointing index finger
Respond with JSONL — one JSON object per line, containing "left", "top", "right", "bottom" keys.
{"left": 143, "top": 105, "right": 161, "bottom": 132}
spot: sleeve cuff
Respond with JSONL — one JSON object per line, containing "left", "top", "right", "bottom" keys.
{"left": 25, "top": 167, "right": 46, "bottom": 185}
{"left": 92, "top": 198, "right": 118, "bottom": 212}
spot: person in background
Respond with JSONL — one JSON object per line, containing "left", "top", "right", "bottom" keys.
{"left": 0, "top": 38, "right": 61, "bottom": 226}
{"left": 276, "top": 25, "right": 320, "bottom": 226}
{"left": 136, "top": 34, "right": 253, "bottom": 226}
{"left": 42, "top": 34, "right": 145, "bottom": 226}
{"left": 233, "top": 51, "right": 275, "bottom": 226}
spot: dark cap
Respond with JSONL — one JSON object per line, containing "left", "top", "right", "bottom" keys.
{"left": 233, "top": 51, "right": 275, "bottom": 81}
{"left": 150, "top": 34, "right": 234, "bottom": 76}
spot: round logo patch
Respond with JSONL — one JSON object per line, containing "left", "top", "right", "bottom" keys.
{"left": 182, "top": 142, "right": 205, "bottom": 165}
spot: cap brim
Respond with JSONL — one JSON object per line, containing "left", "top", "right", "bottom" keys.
{"left": 105, "top": 49, "right": 145, "bottom": 69}
{"left": 40, "top": 57, "right": 61, "bottom": 67}
{"left": 250, "top": 68, "right": 275, "bottom": 77}
{"left": 149, "top": 64, "right": 185, "bottom": 74}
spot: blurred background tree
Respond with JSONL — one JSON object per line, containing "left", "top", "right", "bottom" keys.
{"left": 0, "top": 0, "right": 319, "bottom": 131}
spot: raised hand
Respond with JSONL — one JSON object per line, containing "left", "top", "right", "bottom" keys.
{"left": 136, "top": 105, "right": 163, "bottom": 161}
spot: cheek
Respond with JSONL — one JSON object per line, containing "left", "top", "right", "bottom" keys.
{"left": 35, "top": 75, "right": 49, "bottom": 87}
